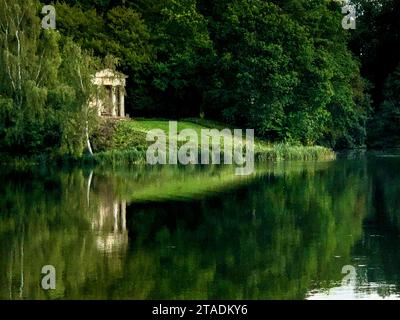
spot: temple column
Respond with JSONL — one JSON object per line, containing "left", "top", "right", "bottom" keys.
{"left": 111, "top": 87, "right": 117, "bottom": 117}
{"left": 96, "top": 90, "right": 102, "bottom": 116}
{"left": 113, "top": 202, "right": 119, "bottom": 232}
{"left": 119, "top": 87, "right": 125, "bottom": 117}
{"left": 121, "top": 201, "right": 126, "bottom": 231}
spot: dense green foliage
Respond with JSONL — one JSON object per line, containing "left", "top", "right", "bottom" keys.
{"left": 0, "top": 0, "right": 103, "bottom": 156}
{"left": 2, "top": 0, "right": 399, "bottom": 158}
{"left": 350, "top": 0, "right": 400, "bottom": 147}
{"left": 55, "top": 0, "right": 370, "bottom": 148}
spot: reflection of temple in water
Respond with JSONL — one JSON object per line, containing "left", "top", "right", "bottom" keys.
{"left": 86, "top": 171, "right": 129, "bottom": 253}
{"left": 92, "top": 200, "right": 128, "bottom": 253}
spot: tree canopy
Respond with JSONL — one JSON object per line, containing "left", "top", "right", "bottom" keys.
{"left": 1, "top": 0, "right": 398, "bottom": 157}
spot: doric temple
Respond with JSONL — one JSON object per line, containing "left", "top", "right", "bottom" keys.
{"left": 91, "top": 69, "right": 128, "bottom": 118}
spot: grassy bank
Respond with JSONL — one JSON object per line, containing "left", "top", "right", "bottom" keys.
{"left": 90, "top": 118, "right": 335, "bottom": 166}
{"left": 0, "top": 118, "right": 336, "bottom": 168}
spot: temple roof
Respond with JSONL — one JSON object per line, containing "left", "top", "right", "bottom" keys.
{"left": 92, "top": 69, "right": 128, "bottom": 86}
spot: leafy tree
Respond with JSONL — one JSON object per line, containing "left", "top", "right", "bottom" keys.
{"left": 350, "top": 0, "right": 400, "bottom": 109}
{"left": 56, "top": 2, "right": 152, "bottom": 115}
{"left": 132, "top": 0, "right": 215, "bottom": 118}
{"left": 292, "top": 0, "right": 369, "bottom": 148}
{"left": 56, "top": 39, "right": 101, "bottom": 156}
{"left": 369, "top": 65, "right": 400, "bottom": 147}
{"left": 56, "top": 2, "right": 107, "bottom": 55}
{"left": 201, "top": 0, "right": 310, "bottom": 141}
{"left": 0, "top": 0, "right": 105, "bottom": 157}
{"left": 198, "top": 0, "right": 368, "bottom": 146}
{"left": 0, "top": 0, "right": 62, "bottom": 154}
{"left": 350, "top": 0, "right": 400, "bottom": 146}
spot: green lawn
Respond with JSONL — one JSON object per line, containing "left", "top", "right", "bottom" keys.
{"left": 92, "top": 118, "right": 336, "bottom": 165}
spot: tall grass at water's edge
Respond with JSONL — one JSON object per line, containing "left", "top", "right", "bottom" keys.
{"left": 0, "top": 144, "right": 336, "bottom": 169}
{"left": 0, "top": 148, "right": 335, "bottom": 172}
{"left": 255, "top": 144, "right": 336, "bottom": 161}
{"left": 91, "top": 144, "right": 336, "bottom": 166}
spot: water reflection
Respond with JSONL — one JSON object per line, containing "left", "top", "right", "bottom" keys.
{"left": 95, "top": 199, "right": 127, "bottom": 253}
{"left": 0, "top": 157, "right": 399, "bottom": 299}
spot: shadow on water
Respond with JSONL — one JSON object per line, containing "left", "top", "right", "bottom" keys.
{"left": 0, "top": 156, "right": 399, "bottom": 299}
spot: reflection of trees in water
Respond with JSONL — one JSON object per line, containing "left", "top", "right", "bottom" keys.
{"left": 348, "top": 157, "right": 400, "bottom": 297}
{"left": 0, "top": 170, "right": 129, "bottom": 299}
{"left": 124, "top": 162, "right": 369, "bottom": 299}
{"left": 0, "top": 160, "right": 380, "bottom": 299}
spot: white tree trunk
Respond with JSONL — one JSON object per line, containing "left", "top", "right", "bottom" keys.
{"left": 87, "top": 170, "right": 93, "bottom": 206}
{"left": 86, "top": 120, "right": 93, "bottom": 156}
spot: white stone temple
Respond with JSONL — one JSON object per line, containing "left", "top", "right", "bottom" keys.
{"left": 91, "top": 69, "right": 128, "bottom": 118}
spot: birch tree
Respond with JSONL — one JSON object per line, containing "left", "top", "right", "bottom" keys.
{"left": 0, "top": 0, "right": 99, "bottom": 156}
{"left": 0, "top": 0, "right": 60, "bottom": 152}
{"left": 58, "top": 39, "right": 100, "bottom": 156}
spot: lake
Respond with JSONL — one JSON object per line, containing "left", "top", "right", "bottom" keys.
{"left": 1, "top": 154, "right": 400, "bottom": 300}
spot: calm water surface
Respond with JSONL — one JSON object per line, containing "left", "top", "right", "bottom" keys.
{"left": 1, "top": 154, "right": 400, "bottom": 300}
